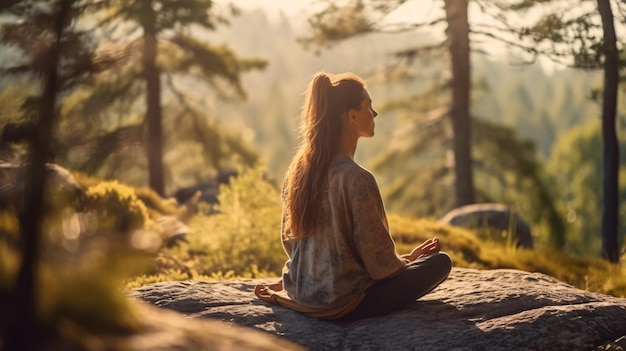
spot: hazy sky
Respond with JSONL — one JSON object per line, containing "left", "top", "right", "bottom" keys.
{"left": 226, "top": 0, "right": 520, "bottom": 49}
{"left": 229, "top": 0, "right": 444, "bottom": 35}
{"left": 224, "top": 0, "right": 575, "bottom": 73}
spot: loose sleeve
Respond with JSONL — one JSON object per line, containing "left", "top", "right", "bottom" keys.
{"left": 349, "top": 171, "right": 406, "bottom": 280}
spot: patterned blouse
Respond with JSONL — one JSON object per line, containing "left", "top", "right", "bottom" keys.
{"left": 281, "top": 155, "right": 408, "bottom": 309}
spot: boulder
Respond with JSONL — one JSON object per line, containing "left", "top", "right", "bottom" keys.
{"left": 173, "top": 170, "right": 238, "bottom": 209}
{"left": 0, "top": 162, "right": 83, "bottom": 210}
{"left": 131, "top": 268, "right": 626, "bottom": 351}
{"left": 439, "top": 203, "right": 534, "bottom": 248}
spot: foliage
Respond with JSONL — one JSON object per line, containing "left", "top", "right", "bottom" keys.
{"left": 493, "top": 0, "right": 626, "bottom": 69}
{"left": 0, "top": 0, "right": 267, "bottom": 196}
{"left": 136, "top": 164, "right": 284, "bottom": 282}
{"left": 92, "top": 0, "right": 267, "bottom": 195}
{"left": 483, "top": 0, "right": 624, "bottom": 261}
{"left": 546, "top": 117, "right": 626, "bottom": 256}
{"left": 84, "top": 180, "right": 152, "bottom": 232}
{"left": 293, "top": 0, "right": 573, "bottom": 247}
{"left": 0, "top": 179, "right": 168, "bottom": 347}
{"left": 369, "top": 100, "right": 565, "bottom": 248}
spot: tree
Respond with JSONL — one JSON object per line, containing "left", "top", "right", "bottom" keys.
{"left": 96, "top": 0, "right": 267, "bottom": 196}
{"left": 1, "top": 1, "right": 267, "bottom": 196}
{"left": 370, "top": 88, "right": 566, "bottom": 247}
{"left": 301, "top": 0, "right": 476, "bottom": 207}
{"left": 596, "top": 0, "right": 620, "bottom": 262}
{"left": 488, "top": 0, "right": 624, "bottom": 260}
{"left": 443, "top": 0, "right": 475, "bottom": 207}
{"left": 1, "top": 1, "right": 73, "bottom": 349}
{"left": 299, "top": 0, "right": 575, "bottom": 248}
{"left": 0, "top": 0, "right": 137, "bottom": 166}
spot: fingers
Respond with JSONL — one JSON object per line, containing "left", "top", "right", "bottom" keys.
{"left": 416, "top": 238, "right": 433, "bottom": 250}
{"left": 423, "top": 237, "right": 441, "bottom": 253}
{"left": 410, "top": 237, "right": 442, "bottom": 261}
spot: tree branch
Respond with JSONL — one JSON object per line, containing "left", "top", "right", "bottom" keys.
{"left": 470, "top": 29, "right": 574, "bottom": 67}
{"left": 375, "top": 17, "right": 446, "bottom": 33}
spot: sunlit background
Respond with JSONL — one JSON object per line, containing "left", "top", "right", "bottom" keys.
{"left": 0, "top": 0, "right": 625, "bottom": 349}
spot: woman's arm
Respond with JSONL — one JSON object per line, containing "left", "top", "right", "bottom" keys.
{"left": 348, "top": 170, "right": 406, "bottom": 280}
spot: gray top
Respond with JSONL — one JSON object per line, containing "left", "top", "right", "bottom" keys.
{"left": 281, "top": 156, "right": 407, "bottom": 309}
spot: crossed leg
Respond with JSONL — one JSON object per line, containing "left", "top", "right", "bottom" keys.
{"left": 340, "top": 251, "right": 452, "bottom": 321}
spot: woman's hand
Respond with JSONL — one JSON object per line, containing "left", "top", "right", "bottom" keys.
{"left": 407, "top": 237, "right": 441, "bottom": 262}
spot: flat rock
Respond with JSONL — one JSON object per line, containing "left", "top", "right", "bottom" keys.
{"left": 131, "top": 268, "right": 626, "bottom": 351}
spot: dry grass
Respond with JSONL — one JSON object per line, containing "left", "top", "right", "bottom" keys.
{"left": 388, "top": 213, "right": 626, "bottom": 298}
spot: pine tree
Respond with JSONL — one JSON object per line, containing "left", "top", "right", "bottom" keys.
{"left": 0, "top": 0, "right": 134, "bottom": 165}
{"left": 96, "top": 0, "right": 267, "bottom": 195}
{"left": 1, "top": 1, "right": 74, "bottom": 349}
{"left": 1, "top": 0, "right": 267, "bottom": 196}
{"left": 301, "top": 0, "right": 476, "bottom": 207}
{"left": 491, "top": 0, "right": 624, "bottom": 261}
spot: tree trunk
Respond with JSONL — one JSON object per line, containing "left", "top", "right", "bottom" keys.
{"left": 596, "top": 0, "right": 620, "bottom": 263}
{"left": 443, "top": 0, "right": 475, "bottom": 207}
{"left": 142, "top": 0, "right": 165, "bottom": 196}
{"left": 2, "top": 1, "right": 72, "bottom": 350}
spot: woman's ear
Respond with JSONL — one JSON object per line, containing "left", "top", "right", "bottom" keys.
{"left": 347, "top": 108, "right": 358, "bottom": 124}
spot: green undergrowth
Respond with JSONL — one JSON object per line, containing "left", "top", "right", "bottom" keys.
{"left": 132, "top": 208, "right": 626, "bottom": 297}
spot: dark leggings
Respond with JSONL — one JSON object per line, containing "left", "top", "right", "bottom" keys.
{"left": 340, "top": 252, "right": 452, "bottom": 321}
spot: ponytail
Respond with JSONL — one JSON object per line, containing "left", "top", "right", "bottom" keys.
{"left": 285, "top": 72, "right": 366, "bottom": 239}
{"left": 307, "top": 74, "right": 331, "bottom": 124}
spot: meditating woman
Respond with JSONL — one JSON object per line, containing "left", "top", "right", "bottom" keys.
{"left": 255, "top": 72, "right": 452, "bottom": 321}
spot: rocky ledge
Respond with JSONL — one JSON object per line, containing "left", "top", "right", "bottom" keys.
{"left": 130, "top": 268, "right": 626, "bottom": 351}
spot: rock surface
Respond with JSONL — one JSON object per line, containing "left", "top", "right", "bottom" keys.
{"left": 106, "top": 302, "right": 303, "bottom": 351}
{"left": 131, "top": 268, "right": 626, "bottom": 351}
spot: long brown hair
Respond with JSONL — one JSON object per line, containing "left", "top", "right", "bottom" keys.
{"left": 284, "top": 72, "right": 366, "bottom": 239}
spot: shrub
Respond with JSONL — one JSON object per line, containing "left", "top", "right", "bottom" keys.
{"left": 149, "top": 164, "right": 285, "bottom": 280}
{"left": 0, "top": 178, "right": 165, "bottom": 345}
{"left": 84, "top": 180, "right": 151, "bottom": 232}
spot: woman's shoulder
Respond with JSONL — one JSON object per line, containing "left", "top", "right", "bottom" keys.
{"left": 330, "top": 156, "right": 376, "bottom": 185}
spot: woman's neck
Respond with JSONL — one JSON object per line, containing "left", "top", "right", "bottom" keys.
{"left": 336, "top": 134, "right": 358, "bottom": 159}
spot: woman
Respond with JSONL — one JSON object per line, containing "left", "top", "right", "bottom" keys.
{"left": 255, "top": 72, "right": 452, "bottom": 321}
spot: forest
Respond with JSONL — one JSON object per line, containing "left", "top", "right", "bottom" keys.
{"left": 0, "top": 0, "right": 625, "bottom": 350}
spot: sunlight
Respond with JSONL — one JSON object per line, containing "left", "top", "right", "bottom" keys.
{"left": 1, "top": 0, "right": 624, "bottom": 349}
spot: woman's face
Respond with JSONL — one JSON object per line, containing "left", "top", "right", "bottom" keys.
{"left": 353, "top": 90, "right": 378, "bottom": 138}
